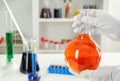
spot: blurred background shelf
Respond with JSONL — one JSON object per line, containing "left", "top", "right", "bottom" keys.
{"left": 0, "top": 44, "right": 23, "bottom": 54}
{"left": 38, "top": 49, "right": 65, "bottom": 54}
{"left": 39, "top": 18, "right": 73, "bottom": 22}
{"left": 32, "top": 0, "right": 108, "bottom": 53}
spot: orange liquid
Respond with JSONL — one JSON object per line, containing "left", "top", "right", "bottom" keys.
{"left": 64, "top": 34, "right": 101, "bottom": 74}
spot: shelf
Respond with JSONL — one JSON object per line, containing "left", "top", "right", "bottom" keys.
{"left": 33, "top": 0, "right": 107, "bottom": 54}
{"left": 0, "top": 44, "right": 23, "bottom": 47}
{"left": 38, "top": 49, "right": 65, "bottom": 54}
{"left": 39, "top": 18, "right": 73, "bottom": 23}
{"left": 0, "top": 44, "right": 23, "bottom": 54}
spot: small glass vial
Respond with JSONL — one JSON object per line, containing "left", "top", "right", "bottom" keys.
{"left": 60, "top": 41, "right": 65, "bottom": 49}
{"left": 0, "top": 36, "right": 4, "bottom": 44}
{"left": 44, "top": 39, "right": 49, "bottom": 49}
{"left": 54, "top": 41, "right": 60, "bottom": 50}
{"left": 49, "top": 40, "right": 54, "bottom": 49}
{"left": 66, "top": 39, "right": 71, "bottom": 46}
{"left": 40, "top": 37, "right": 45, "bottom": 49}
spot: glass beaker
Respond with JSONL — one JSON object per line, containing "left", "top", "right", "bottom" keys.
{"left": 54, "top": 1, "right": 62, "bottom": 18}
{"left": 40, "top": 0, "right": 52, "bottom": 18}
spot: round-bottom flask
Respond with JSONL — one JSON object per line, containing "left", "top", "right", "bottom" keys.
{"left": 64, "top": 34, "right": 101, "bottom": 74}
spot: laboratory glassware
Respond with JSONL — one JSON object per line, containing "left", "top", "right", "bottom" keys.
{"left": 64, "top": 34, "right": 101, "bottom": 74}
{"left": 64, "top": 0, "right": 70, "bottom": 18}
{"left": 5, "top": 11, "right": 14, "bottom": 63}
{"left": 20, "top": 39, "right": 39, "bottom": 74}
{"left": 0, "top": 37, "right": 4, "bottom": 44}
{"left": 6, "top": 32, "right": 14, "bottom": 62}
{"left": 28, "top": 53, "right": 41, "bottom": 81}
{"left": 54, "top": 1, "right": 62, "bottom": 18}
{"left": 40, "top": 0, "right": 52, "bottom": 18}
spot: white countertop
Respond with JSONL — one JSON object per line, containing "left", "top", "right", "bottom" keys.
{"left": 0, "top": 52, "right": 120, "bottom": 81}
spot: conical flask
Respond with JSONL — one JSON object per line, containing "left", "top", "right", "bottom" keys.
{"left": 64, "top": 34, "right": 101, "bottom": 74}
{"left": 20, "top": 39, "right": 39, "bottom": 74}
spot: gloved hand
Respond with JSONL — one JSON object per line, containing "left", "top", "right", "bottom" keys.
{"left": 72, "top": 9, "right": 120, "bottom": 41}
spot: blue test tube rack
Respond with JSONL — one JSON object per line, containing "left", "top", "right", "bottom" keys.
{"left": 47, "top": 65, "right": 73, "bottom": 75}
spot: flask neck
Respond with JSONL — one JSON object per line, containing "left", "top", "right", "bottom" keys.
{"left": 77, "top": 34, "right": 91, "bottom": 41}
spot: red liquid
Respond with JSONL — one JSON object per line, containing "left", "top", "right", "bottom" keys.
{"left": 64, "top": 34, "right": 101, "bottom": 73}
{"left": 40, "top": 8, "right": 52, "bottom": 18}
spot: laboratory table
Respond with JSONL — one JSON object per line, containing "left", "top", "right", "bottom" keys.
{"left": 0, "top": 53, "right": 120, "bottom": 81}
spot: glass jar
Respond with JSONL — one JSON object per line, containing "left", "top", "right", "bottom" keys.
{"left": 54, "top": 1, "right": 62, "bottom": 18}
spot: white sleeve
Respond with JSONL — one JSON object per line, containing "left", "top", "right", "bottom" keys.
{"left": 95, "top": 14, "right": 120, "bottom": 41}
{"left": 72, "top": 9, "right": 120, "bottom": 41}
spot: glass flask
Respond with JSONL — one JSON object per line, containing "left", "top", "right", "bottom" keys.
{"left": 40, "top": 0, "right": 52, "bottom": 18}
{"left": 20, "top": 38, "right": 39, "bottom": 74}
{"left": 64, "top": 34, "right": 101, "bottom": 74}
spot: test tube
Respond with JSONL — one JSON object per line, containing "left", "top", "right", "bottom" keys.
{"left": 30, "top": 38, "right": 38, "bottom": 54}
{"left": 5, "top": 11, "right": 14, "bottom": 63}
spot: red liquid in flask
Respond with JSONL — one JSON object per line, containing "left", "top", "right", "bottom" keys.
{"left": 64, "top": 34, "right": 101, "bottom": 74}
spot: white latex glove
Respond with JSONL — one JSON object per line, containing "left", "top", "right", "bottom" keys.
{"left": 72, "top": 9, "right": 120, "bottom": 41}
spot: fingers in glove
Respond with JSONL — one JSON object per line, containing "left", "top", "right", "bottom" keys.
{"left": 81, "top": 16, "right": 97, "bottom": 27}
{"left": 73, "top": 25, "right": 87, "bottom": 34}
{"left": 72, "top": 20, "right": 82, "bottom": 28}
{"left": 73, "top": 26, "right": 80, "bottom": 33}
{"left": 78, "top": 9, "right": 96, "bottom": 17}
{"left": 72, "top": 9, "right": 96, "bottom": 28}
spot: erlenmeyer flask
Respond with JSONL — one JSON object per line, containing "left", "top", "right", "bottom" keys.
{"left": 64, "top": 34, "right": 101, "bottom": 74}
{"left": 20, "top": 51, "right": 39, "bottom": 74}
{"left": 20, "top": 39, "right": 39, "bottom": 74}
{"left": 40, "top": 0, "right": 52, "bottom": 18}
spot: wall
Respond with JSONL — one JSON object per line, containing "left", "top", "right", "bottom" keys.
{"left": 1, "top": 0, "right": 120, "bottom": 52}
{"left": 101, "top": 0, "right": 120, "bottom": 52}
{"left": 0, "top": 0, "right": 32, "bottom": 38}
